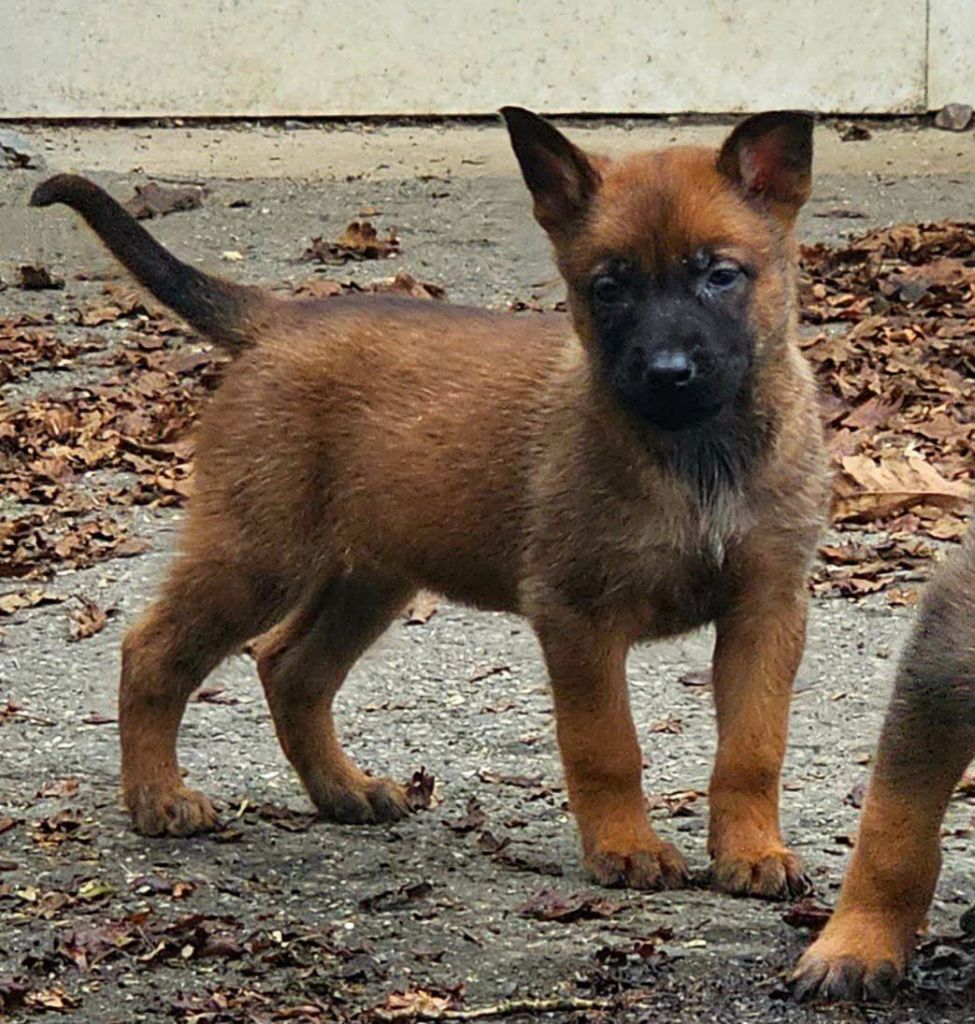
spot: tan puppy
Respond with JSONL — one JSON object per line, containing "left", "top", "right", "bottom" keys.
{"left": 793, "top": 525, "right": 975, "bottom": 1000}
{"left": 31, "top": 108, "right": 827, "bottom": 895}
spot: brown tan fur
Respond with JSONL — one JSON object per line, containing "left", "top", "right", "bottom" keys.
{"left": 793, "top": 524, "right": 975, "bottom": 1001}
{"left": 31, "top": 110, "right": 827, "bottom": 895}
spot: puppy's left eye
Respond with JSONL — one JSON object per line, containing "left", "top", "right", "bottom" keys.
{"left": 592, "top": 275, "right": 628, "bottom": 306}
{"left": 705, "top": 262, "right": 744, "bottom": 292}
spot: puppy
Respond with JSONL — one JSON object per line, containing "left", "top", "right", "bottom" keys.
{"left": 31, "top": 107, "right": 827, "bottom": 895}
{"left": 793, "top": 525, "right": 975, "bottom": 1000}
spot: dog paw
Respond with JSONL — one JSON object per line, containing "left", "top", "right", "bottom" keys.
{"left": 126, "top": 784, "right": 219, "bottom": 837}
{"left": 709, "top": 845, "right": 809, "bottom": 900}
{"left": 789, "top": 912, "right": 907, "bottom": 1003}
{"left": 587, "top": 839, "right": 690, "bottom": 891}
{"left": 790, "top": 953, "right": 901, "bottom": 1004}
{"left": 315, "top": 776, "right": 412, "bottom": 825}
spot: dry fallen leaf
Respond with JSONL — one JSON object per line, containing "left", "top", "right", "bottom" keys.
{"left": 517, "top": 888, "right": 622, "bottom": 923}
{"left": 477, "top": 769, "right": 548, "bottom": 790}
{"left": 647, "top": 789, "right": 705, "bottom": 817}
{"left": 834, "top": 453, "right": 970, "bottom": 522}
{"left": 17, "top": 265, "right": 64, "bottom": 290}
{"left": 80, "top": 711, "right": 116, "bottom": 725}
{"left": 304, "top": 221, "right": 399, "bottom": 263}
{"left": 954, "top": 771, "right": 975, "bottom": 798}
{"left": 193, "top": 685, "right": 239, "bottom": 706}
{"left": 35, "top": 778, "right": 79, "bottom": 799}
{"left": 290, "top": 278, "right": 347, "bottom": 299}
{"left": 291, "top": 272, "right": 444, "bottom": 301}
{"left": 359, "top": 880, "right": 433, "bottom": 914}
{"left": 677, "top": 668, "right": 712, "bottom": 688}
{"left": 405, "top": 767, "right": 435, "bottom": 811}
{"left": 375, "top": 984, "right": 464, "bottom": 1021}
{"left": 782, "top": 897, "right": 833, "bottom": 933}
{"left": 25, "top": 988, "right": 80, "bottom": 1012}
{"left": 443, "top": 797, "right": 487, "bottom": 834}
{"left": 372, "top": 272, "right": 444, "bottom": 300}
{"left": 797, "top": 221, "right": 975, "bottom": 593}
{"left": 124, "top": 181, "right": 204, "bottom": 219}
{"left": 69, "top": 596, "right": 111, "bottom": 641}
{"left": 0, "top": 590, "right": 65, "bottom": 616}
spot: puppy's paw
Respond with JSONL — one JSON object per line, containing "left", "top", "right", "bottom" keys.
{"left": 790, "top": 953, "right": 902, "bottom": 1004}
{"left": 126, "top": 783, "right": 219, "bottom": 837}
{"left": 709, "top": 844, "right": 809, "bottom": 900}
{"left": 315, "top": 776, "right": 412, "bottom": 825}
{"left": 790, "top": 909, "right": 908, "bottom": 1003}
{"left": 587, "top": 838, "right": 689, "bottom": 891}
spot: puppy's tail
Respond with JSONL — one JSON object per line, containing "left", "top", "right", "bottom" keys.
{"left": 30, "top": 174, "right": 265, "bottom": 353}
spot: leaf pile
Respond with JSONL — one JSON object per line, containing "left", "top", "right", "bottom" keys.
{"left": 799, "top": 222, "right": 975, "bottom": 597}
{"left": 0, "top": 317, "right": 106, "bottom": 385}
{"left": 0, "top": 285, "right": 222, "bottom": 586}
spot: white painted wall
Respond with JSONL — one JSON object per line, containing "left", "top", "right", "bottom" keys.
{"left": 0, "top": 1, "right": 970, "bottom": 118}
{"left": 928, "top": 0, "right": 975, "bottom": 108}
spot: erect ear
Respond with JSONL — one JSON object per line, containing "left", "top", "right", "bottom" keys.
{"left": 717, "top": 111, "right": 814, "bottom": 219}
{"left": 500, "top": 106, "right": 601, "bottom": 235}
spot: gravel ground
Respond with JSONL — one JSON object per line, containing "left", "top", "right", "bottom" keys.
{"left": 1, "top": 120, "right": 974, "bottom": 1023}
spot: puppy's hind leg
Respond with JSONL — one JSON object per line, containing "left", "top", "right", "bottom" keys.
{"left": 255, "top": 572, "right": 416, "bottom": 824}
{"left": 121, "top": 553, "right": 288, "bottom": 837}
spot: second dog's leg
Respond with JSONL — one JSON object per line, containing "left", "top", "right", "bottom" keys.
{"left": 707, "top": 576, "right": 809, "bottom": 899}
{"left": 537, "top": 612, "right": 689, "bottom": 890}
{"left": 793, "top": 544, "right": 975, "bottom": 1003}
{"left": 256, "top": 572, "right": 415, "bottom": 824}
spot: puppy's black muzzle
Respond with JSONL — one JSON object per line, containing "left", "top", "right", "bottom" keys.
{"left": 644, "top": 348, "right": 697, "bottom": 390}
{"left": 593, "top": 280, "right": 753, "bottom": 432}
{"left": 615, "top": 343, "right": 726, "bottom": 431}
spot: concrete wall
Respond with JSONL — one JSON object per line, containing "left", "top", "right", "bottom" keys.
{"left": 1, "top": 1, "right": 971, "bottom": 118}
{"left": 928, "top": 0, "right": 975, "bottom": 109}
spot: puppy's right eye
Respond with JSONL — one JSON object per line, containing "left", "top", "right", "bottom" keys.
{"left": 592, "top": 275, "right": 626, "bottom": 306}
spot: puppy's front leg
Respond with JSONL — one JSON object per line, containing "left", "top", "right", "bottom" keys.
{"left": 537, "top": 613, "right": 689, "bottom": 890}
{"left": 792, "top": 543, "right": 975, "bottom": 1003}
{"left": 708, "top": 565, "right": 809, "bottom": 899}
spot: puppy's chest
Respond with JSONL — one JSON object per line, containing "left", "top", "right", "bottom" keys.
{"left": 635, "top": 543, "right": 731, "bottom": 637}
{"left": 602, "top": 493, "right": 750, "bottom": 636}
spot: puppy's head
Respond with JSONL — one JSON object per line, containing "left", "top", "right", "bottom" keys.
{"left": 502, "top": 108, "right": 813, "bottom": 432}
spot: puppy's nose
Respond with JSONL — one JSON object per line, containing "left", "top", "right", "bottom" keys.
{"left": 644, "top": 349, "right": 696, "bottom": 389}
